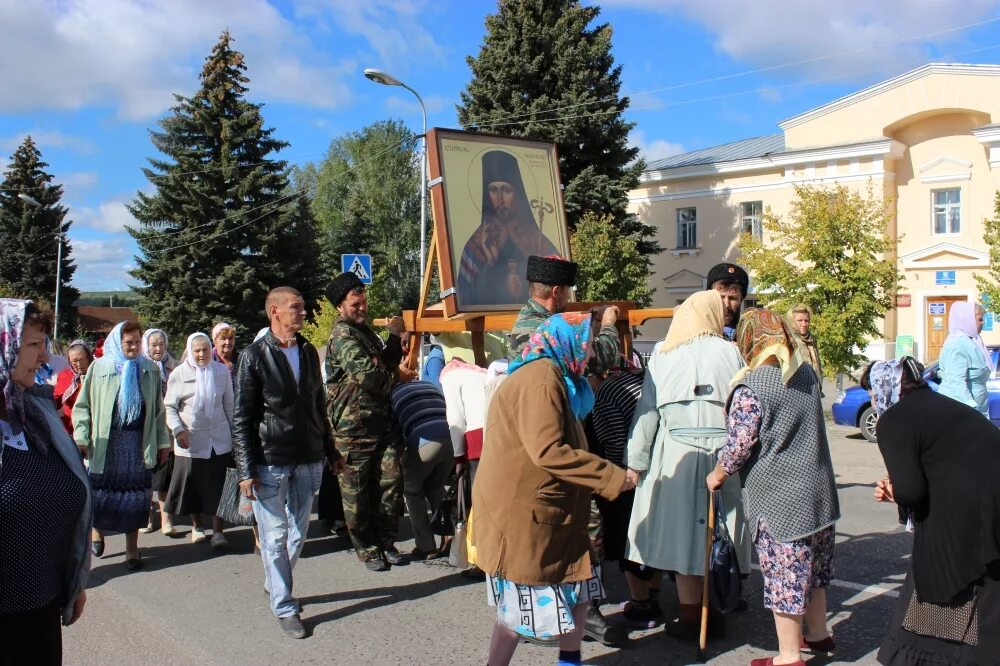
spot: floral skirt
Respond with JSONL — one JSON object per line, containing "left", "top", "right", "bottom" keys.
{"left": 485, "top": 565, "right": 604, "bottom": 639}
{"left": 755, "top": 520, "right": 835, "bottom": 615}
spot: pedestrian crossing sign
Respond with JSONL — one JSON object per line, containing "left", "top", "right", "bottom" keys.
{"left": 341, "top": 254, "right": 373, "bottom": 284}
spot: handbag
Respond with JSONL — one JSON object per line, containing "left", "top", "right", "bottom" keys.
{"left": 216, "top": 467, "right": 256, "bottom": 527}
{"left": 449, "top": 473, "right": 471, "bottom": 568}
{"left": 708, "top": 491, "right": 742, "bottom": 614}
{"left": 430, "top": 482, "right": 457, "bottom": 536}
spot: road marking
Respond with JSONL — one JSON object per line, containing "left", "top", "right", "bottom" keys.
{"left": 750, "top": 564, "right": 900, "bottom": 599}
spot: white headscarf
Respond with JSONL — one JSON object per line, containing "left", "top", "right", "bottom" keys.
{"left": 185, "top": 332, "right": 217, "bottom": 420}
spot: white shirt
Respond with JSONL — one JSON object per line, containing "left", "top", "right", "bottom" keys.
{"left": 163, "top": 361, "right": 234, "bottom": 458}
{"left": 440, "top": 362, "right": 486, "bottom": 457}
{"left": 281, "top": 344, "right": 300, "bottom": 384}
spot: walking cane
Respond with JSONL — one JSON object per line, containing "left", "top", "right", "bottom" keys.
{"left": 696, "top": 490, "right": 716, "bottom": 663}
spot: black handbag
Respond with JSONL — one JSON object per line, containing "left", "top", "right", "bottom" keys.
{"left": 216, "top": 467, "right": 256, "bottom": 527}
{"left": 430, "top": 482, "right": 457, "bottom": 536}
{"left": 708, "top": 491, "right": 742, "bottom": 614}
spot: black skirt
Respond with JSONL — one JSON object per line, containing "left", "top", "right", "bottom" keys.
{"left": 150, "top": 451, "right": 174, "bottom": 492}
{"left": 878, "top": 567, "right": 1000, "bottom": 665}
{"left": 163, "top": 451, "right": 232, "bottom": 516}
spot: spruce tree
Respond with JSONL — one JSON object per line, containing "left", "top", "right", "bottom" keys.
{"left": 457, "top": 0, "right": 659, "bottom": 260}
{"left": 0, "top": 136, "right": 79, "bottom": 336}
{"left": 129, "top": 31, "right": 323, "bottom": 346}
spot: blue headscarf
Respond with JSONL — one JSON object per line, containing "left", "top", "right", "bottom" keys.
{"left": 509, "top": 312, "right": 595, "bottom": 420}
{"left": 105, "top": 321, "right": 143, "bottom": 424}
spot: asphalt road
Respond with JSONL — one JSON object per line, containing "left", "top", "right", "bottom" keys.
{"left": 64, "top": 395, "right": 904, "bottom": 665}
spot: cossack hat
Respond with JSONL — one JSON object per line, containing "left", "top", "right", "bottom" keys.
{"left": 707, "top": 263, "right": 749, "bottom": 297}
{"left": 526, "top": 255, "right": 578, "bottom": 287}
{"left": 326, "top": 271, "right": 365, "bottom": 306}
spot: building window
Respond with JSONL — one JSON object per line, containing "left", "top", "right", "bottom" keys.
{"left": 932, "top": 188, "right": 961, "bottom": 234}
{"left": 677, "top": 207, "right": 697, "bottom": 249}
{"left": 740, "top": 201, "right": 762, "bottom": 239}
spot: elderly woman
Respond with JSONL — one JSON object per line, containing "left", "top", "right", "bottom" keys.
{"left": 212, "top": 322, "right": 237, "bottom": 388}
{"left": 864, "top": 358, "right": 1000, "bottom": 663}
{"left": 473, "top": 312, "right": 633, "bottom": 666}
{"left": 141, "top": 328, "right": 178, "bottom": 536}
{"left": 73, "top": 321, "right": 170, "bottom": 570}
{"left": 625, "top": 290, "right": 750, "bottom": 636}
{"left": 53, "top": 340, "right": 94, "bottom": 436}
{"left": 706, "top": 309, "right": 840, "bottom": 666}
{"left": 164, "top": 333, "right": 235, "bottom": 549}
{"left": 939, "top": 301, "right": 992, "bottom": 418}
{"left": 0, "top": 300, "right": 91, "bottom": 663}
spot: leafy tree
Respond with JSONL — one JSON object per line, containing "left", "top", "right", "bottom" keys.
{"left": 128, "top": 31, "right": 323, "bottom": 347}
{"left": 0, "top": 136, "right": 79, "bottom": 337}
{"left": 457, "top": 0, "right": 658, "bottom": 260}
{"left": 570, "top": 212, "right": 653, "bottom": 307}
{"left": 739, "top": 183, "right": 901, "bottom": 376}
{"left": 308, "top": 120, "right": 421, "bottom": 322}
{"left": 976, "top": 190, "right": 1000, "bottom": 309}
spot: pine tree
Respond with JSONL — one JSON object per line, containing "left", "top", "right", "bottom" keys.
{"left": 128, "top": 32, "right": 323, "bottom": 346}
{"left": 457, "top": 0, "right": 659, "bottom": 261}
{"left": 0, "top": 136, "right": 79, "bottom": 336}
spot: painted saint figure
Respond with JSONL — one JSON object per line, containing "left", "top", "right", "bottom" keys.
{"left": 456, "top": 150, "right": 559, "bottom": 307}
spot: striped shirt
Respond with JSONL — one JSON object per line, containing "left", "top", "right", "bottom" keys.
{"left": 390, "top": 381, "right": 450, "bottom": 450}
{"left": 590, "top": 371, "right": 644, "bottom": 467}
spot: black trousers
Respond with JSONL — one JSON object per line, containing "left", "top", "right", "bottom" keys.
{"left": 0, "top": 599, "right": 61, "bottom": 666}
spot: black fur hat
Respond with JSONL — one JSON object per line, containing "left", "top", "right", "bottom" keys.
{"left": 526, "top": 255, "right": 578, "bottom": 286}
{"left": 325, "top": 271, "right": 364, "bottom": 306}
{"left": 706, "top": 263, "right": 749, "bottom": 297}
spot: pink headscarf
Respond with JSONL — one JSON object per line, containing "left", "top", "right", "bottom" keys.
{"left": 948, "top": 301, "right": 992, "bottom": 367}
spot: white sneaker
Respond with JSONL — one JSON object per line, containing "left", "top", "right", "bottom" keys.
{"left": 210, "top": 532, "right": 229, "bottom": 550}
{"left": 191, "top": 528, "right": 208, "bottom": 544}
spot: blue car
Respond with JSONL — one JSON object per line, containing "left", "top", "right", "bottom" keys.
{"left": 832, "top": 347, "right": 1000, "bottom": 442}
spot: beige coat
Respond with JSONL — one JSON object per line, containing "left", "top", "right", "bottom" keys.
{"left": 471, "top": 359, "right": 626, "bottom": 586}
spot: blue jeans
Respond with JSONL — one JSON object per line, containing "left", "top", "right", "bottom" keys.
{"left": 253, "top": 462, "right": 324, "bottom": 618}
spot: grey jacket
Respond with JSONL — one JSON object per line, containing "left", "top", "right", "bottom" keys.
{"left": 24, "top": 387, "right": 93, "bottom": 623}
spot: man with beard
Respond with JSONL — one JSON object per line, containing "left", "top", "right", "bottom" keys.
{"left": 707, "top": 262, "right": 750, "bottom": 341}
{"left": 456, "top": 150, "right": 559, "bottom": 307}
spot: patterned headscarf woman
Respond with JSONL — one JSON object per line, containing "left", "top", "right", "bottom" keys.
{"left": 184, "top": 332, "right": 218, "bottom": 421}
{"left": 659, "top": 289, "right": 725, "bottom": 354}
{"left": 105, "top": 321, "right": 144, "bottom": 424}
{"left": 865, "top": 357, "right": 927, "bottom": 416}
{"left": 509, "top": 312, "right": 596, "bottom": 420}
{"left": 141, "top": 328, "right": 173, "bottom": 393}
{"left": 731, "top": 308, "right": 805, "bottom": 385}
{"left": 0, "top": 299, "right": 29, "bottom": 433}
{"left": 61, "top": 339, "right": 93, "bottom": 405}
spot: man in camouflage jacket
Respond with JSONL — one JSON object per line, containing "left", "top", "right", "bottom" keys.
{"left": 324, "top": 272, "right": 408, "bottom": 572}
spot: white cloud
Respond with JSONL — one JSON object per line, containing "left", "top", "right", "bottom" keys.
{"left": 385, "top": 94, "right": 452, "bottom": 117}
{"left": 0, "top": 130, "right": 97, "bottom": 155}
{"left": 629, "top": 130, "right": 685, "bottom": 162}
{"left": 0, "top": 0, "right": 355, "bottom": 120}
{"left": 60, "top": 172, "right": 99, "bottom": 192}
{"left": 604, "top": 0, "right": 1000, "bottom": 79}
{"left": 69, "top": 237, "right": 135, "bottom": 291}
{"left": 71, "top": 198, "right": 137, "bottom": 234}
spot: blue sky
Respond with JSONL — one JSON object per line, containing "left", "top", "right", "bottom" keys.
{"left": 3, "top": 0, "right": 1000, "bottom": 291}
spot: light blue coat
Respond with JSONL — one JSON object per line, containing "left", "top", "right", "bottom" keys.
{"left": 938, "top": 334, "right": 991, "bottom": 418}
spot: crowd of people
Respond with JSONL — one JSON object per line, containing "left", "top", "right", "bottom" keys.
{"left": 3, "top": 252, "right": 1000, "bottom": 666}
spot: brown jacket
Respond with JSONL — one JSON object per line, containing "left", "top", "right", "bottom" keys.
{"left": 471, "top": 359, "right": 626, "bottom": 585}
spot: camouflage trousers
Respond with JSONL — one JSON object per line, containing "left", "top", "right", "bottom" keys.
{"left": 337, "top": 438, "right": 404, "bottom": 561}
{"left": 588, "top": 497, "right": 605, "bottom": 562}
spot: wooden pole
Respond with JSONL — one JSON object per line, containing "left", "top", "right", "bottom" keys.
{"left": 696, "top": 491, "right": 716, "bottom": 662}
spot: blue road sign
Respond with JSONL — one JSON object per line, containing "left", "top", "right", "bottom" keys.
{"left": 341, "top": 254, "right": 373, "bottom": 284}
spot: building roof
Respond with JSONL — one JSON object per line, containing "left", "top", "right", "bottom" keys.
{"left": 77, "top": 306, "right": 137, "bottom": 334}
{"left": 644, "top": 134, "right": 784, "bottom": 171}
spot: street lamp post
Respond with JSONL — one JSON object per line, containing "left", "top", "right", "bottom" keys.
{"left": 364, "top": 67, "right": 428, "bottom": 370}
{"left": 18, "top": 193, "right": 60, "bottom": 339}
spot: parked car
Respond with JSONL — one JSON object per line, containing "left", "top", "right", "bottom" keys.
{"left": 833, "top": 346, "right": 1000, "bottom": 442}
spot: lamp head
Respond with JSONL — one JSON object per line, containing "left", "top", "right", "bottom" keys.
{"left": 17, "top": 193, "right": 41, "bottom": 208}
{"left": 364, "top": 68, "right": 402, "bottom": 87}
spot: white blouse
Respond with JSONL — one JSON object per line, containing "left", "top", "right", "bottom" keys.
{"left": 163, "top": 361, "right": 234, "bottom": 458}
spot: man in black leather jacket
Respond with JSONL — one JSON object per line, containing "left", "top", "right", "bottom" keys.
{"left": 233, "top": 286, "right": 344, "bottom": 639}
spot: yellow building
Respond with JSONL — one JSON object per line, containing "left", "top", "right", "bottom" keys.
{"left": 629, "top": 63, "right": 1000, "bottom": 363}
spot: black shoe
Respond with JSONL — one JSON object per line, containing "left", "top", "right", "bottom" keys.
{"left": 278, "top": 613, "right": 306, "bottom": 639}
{"left": 91, "top": 539, "right": 105, "bottom": 558}
{"left": 364, "top": 555, "right": 390, "bottom": 572}
{"left": 622, "top": 600, "right": 662, "bottom": 625}
{"left": 583, "top": 604, "right": 627, "bottom": 646}
{"left": 125, "top": 555, "right": 143, "bottom": 571}
{"left": 383, "top": 547, "right": 410, "bottom": 566}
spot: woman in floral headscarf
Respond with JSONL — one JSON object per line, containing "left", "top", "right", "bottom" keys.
{"left": 472, "top": 312, "right": 633, "bottom": 666}
{"left": 706, "top": 309, "right": 840, "bottom": 666}
{"left": 863, "top": 358, "right": 1000, "bottom": 664}
{"left": 141, "top": 328, "right": 178, "bottom": 536}
{"left": 72, "top": 321, "right": 170, "bottom": 570}
{"left": 0, "top": 300, "right": 91, "bottom": 662}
